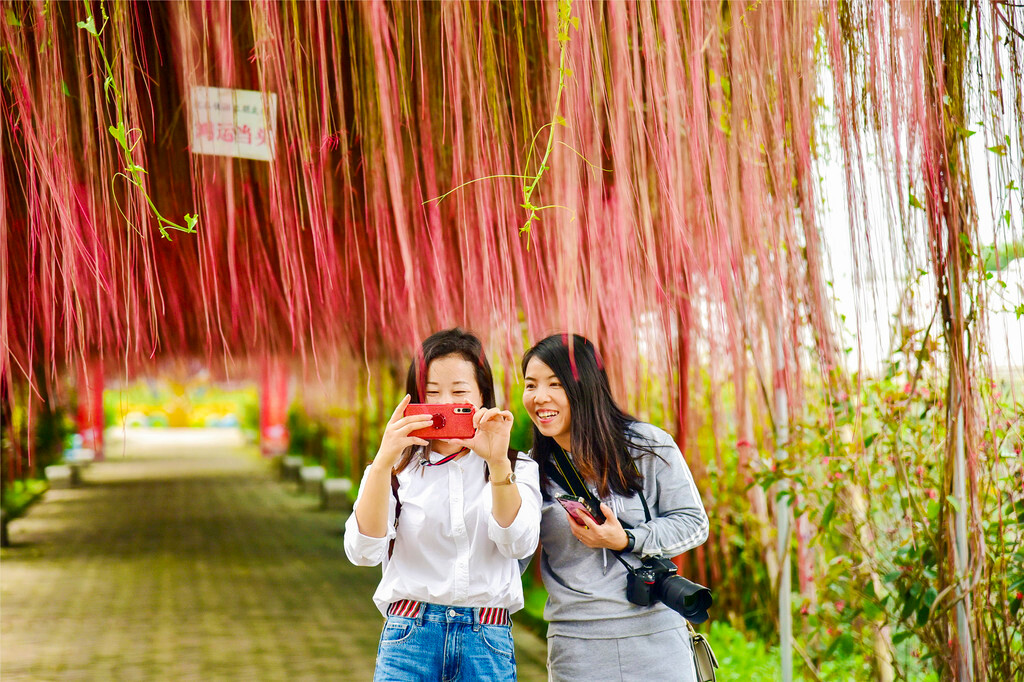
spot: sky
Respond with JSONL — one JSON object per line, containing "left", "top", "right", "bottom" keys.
{"left": 814, "top": 32, "right": 1023, "bottom": 380}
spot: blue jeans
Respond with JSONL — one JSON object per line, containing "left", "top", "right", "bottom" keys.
{"left": 374, "top": 603, "right": 517, "bottom": 682}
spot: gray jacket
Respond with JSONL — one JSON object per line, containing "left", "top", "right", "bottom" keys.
{"left": 538, "top": 421, "right": 709, "bottom": 638}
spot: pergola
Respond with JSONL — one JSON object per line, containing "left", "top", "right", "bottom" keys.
{"left": 3, "top": 2, "right": 1021, "bottom": 679}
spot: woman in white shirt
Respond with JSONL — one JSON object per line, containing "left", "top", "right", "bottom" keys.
{"left": 345, "top": 328, "right": 542, "bottom": 681}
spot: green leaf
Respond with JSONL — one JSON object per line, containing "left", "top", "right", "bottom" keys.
{"left": 832, "top": 632, "right": 855, "bottom": 657}
{"left": 61, "top": 80, "right": 71, "bottom": 97}
{"left": 948, "top": 495, "right": 961, "bottom": 512}
{"left": 1014, "top": 304, "right": 1024, "bottom": 320}
{"left": 917, "top": 588, "right": 938, "bottom": 625}
{"left": 955, "top": 125, "right": 976, "bottom": 138}
{"left": 6, "top": 8, "right": 21, "bottom": 26}
{"left": 909, "top": 193, "right": 925, "bottom": 210}
{"left": 900, "top": 588, "right": 919, "bottom": 621}
{"left": 980, "top": 238, "right": 1024, "bottom": 271}
{"left": 892, "top": 631, "right": 914, "bottom": 645}
{"left": 184, "top": 213, "right": 198, "bottom": 231}
{"left": 77, "top": 15, "right": 98, "bottom": 36}
{"left": 570, "top": 16, "right": 579, "bottom": 30}
{"left": 864, "top": 433, "right": 878, "bottom": 449}
{"left": 987, "top": 144, "right": 1008, "bottom": 157}
{"left": 821, "top": 500, "right": 836, "bottom": 528}
{"left": 554, "top": 115, "right": 567, "bottom": 127}
{"left": 108, "top": 123, "right": 128, "bottom": 150}
{"left": 103, "top": 75, "right": 114, "bottom": 99}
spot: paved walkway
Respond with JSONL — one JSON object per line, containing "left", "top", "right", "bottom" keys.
{"left": 1, "top": 429, "right": 548, "bottom": 681}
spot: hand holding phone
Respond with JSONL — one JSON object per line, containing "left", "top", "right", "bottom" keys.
{"left": 404, "top": 403, "right": 477, "bottom": 440}
{"left": 555, "top": 494, "right": 606, "bottom": 525}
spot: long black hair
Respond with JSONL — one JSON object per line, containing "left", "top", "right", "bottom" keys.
{"left": 394, "top": 328, "right": 495, "bottom": 473}
{"left": 522, "top": 334, "right": 654, "bottom": 498}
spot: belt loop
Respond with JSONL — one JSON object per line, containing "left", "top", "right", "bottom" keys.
{"left": 472, "top": 606, "right": 481, "bottom": 632}
{"left": 416, "top": 601, "right": 425, "bottom": 626}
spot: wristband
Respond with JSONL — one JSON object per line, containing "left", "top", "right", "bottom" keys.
{"left": 622, "top": 529, "right": 636, "bottom": 553}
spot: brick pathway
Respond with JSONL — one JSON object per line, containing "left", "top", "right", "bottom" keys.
{"left": 1, "top": 429, "right": 549, "bottom": 681}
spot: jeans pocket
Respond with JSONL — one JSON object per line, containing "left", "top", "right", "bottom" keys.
{"left": 480, "top": 625, "right": 515, "bottom": 659}
{"left": 379, "top": 621, "right": 414, "bottom": 646}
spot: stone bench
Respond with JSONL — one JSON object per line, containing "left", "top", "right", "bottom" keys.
{"left": 299, "top": 466, "right": 326, "bottom": 495}
{"left": 45, "top": 464, "right": 79, "bottom": 489}
{"left": 321, "top": 478, "right": 354, "bottom": 511}
{"left": 64, "top": 447, "right": 96, "bottom": 469}
{"left": 280, "top": 455, "right": 304, "bottom": 482}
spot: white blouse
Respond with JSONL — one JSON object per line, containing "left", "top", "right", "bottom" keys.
{"left": 344, "top": 449, "right": 542, "bottom": 616}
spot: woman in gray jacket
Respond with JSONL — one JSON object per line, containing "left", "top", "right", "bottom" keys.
{"left": 521, "top": 334, "right": 709, "bottom": 681}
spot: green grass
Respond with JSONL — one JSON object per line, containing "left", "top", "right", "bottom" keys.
{"left": 519, "top": 582, "right": 939, "bottom": 681}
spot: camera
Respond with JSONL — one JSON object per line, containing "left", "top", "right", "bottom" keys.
{"left": 625, "top": 556, "right": 713, "bottom": 623}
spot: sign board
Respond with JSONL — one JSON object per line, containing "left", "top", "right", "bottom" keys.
{"left": 189, "top": 86, "right": 278, "bottom": 161}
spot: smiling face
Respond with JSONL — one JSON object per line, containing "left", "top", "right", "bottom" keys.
{"left": 423, "top": 354, "right": 483, "bottom": 456}
{"left": 424, "top": 354, "right": 483, "bottom": 408}
{"left": 522, "top": 357, "right": 572, "bottom": 451}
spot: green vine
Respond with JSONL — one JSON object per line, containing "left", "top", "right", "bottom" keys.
{"left": 516, "top": 0, "right": 577, "bottom": 247}
{"left": 78, "top": 1, "right": 197, "bottom": 240}
{"left": 426, "top": 0, "right": 581, "bottom": 250}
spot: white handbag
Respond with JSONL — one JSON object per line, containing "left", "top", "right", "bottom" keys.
{"left": 687, "top": 621, "right": 720, "bottom": 682}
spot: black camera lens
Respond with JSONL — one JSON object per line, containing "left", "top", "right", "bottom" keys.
{"left": 656, "top": 575, "right": 713, "bottom": 623}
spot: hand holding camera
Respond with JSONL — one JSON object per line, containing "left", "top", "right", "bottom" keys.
{"left": 401, "top": 402, "right": 514, "bottom": 470}
{"left": 451, "top": 406, "right": 515, "bottom": 469}
{"left": 372, "top": 395, "right": 434, "bottom": 470}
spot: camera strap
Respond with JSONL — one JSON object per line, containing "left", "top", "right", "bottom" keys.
{"left": 548, "top": 445, "right": 714, "bottom": 626}
{"left": 548, "top": 446, "right": 652, "bottom": 523}
{"left": 419, "top": 446, "right": 471, "bottom": 467}
{"left": 547, "top": 447, "right": 650, "bottom": 576}
{"left": 548, "top": 446, "right": 592, "bottom": 501}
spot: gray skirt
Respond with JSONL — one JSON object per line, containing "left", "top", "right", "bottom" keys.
{"left": 547, "top": 626, "right": 696, "bottom": 682}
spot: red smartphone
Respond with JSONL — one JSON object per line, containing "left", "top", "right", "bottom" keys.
{"left": 404, "top": 403, "right": 476, "bottom": 440}
{"left": 555, "top": 494, "right": 606, "bottom": 525}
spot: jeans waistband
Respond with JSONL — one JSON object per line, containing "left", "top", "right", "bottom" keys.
{"left": 387, "top": 600, "right": 510, "bottom": 626}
